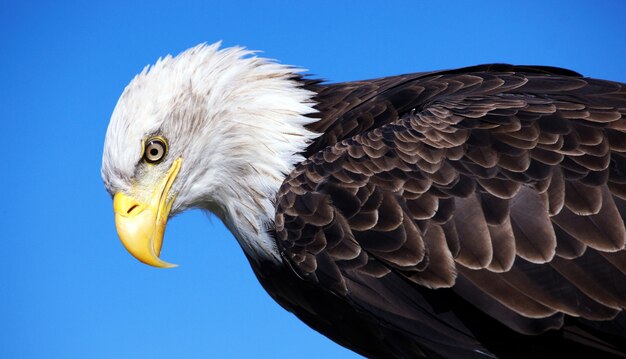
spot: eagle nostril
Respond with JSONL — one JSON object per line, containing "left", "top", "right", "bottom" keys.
{"left": 127, "top": 204, "right": 140, "bottom": 215}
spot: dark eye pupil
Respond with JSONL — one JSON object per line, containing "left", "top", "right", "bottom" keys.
{"left": 150, "top": 148, "right": 159, "bottom": 156}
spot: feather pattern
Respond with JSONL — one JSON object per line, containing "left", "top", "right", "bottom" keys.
{"left": 273, "top": 65, "right": 626, "bottom": 357}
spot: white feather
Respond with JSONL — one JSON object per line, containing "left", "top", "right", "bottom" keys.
{"left": 102, "top": 42, "right": 319, "bottom": 263}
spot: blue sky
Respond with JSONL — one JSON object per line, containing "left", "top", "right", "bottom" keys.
{"left": 2, "top": 1, "right": 626, "bottom": 358}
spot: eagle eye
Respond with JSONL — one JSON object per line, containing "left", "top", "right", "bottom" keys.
{"left": 143, "top": 137, "right": 168, "bottom": 164}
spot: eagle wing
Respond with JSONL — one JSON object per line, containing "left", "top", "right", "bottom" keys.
{"left": 275, "top": 66, "right": 626, "bottom": 356}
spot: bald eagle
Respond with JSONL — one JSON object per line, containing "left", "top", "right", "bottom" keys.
{"left": 102, "top": 43, "right": 626, "bottom": 358}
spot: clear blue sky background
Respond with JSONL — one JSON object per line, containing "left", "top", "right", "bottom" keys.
{"left": 2, "top": 1, "right": 626, "bottom": 358}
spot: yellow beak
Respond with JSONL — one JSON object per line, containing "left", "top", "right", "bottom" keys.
{"left": 113, "top": 158, "right": 182, "bottom": 268}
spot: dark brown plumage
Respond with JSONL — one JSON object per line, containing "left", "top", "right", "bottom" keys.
{"left": 256, "top": 64, "right": 626, "bottom": 358}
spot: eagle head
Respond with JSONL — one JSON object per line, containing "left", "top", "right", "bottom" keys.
{"left": 101, "top": 43, "right": 317, "bottom": 267}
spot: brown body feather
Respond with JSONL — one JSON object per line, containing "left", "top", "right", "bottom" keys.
{"left": 263, "top": 65, "right": 626, "bottom": 358}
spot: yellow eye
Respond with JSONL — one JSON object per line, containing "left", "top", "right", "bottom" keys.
{"left": 143, "top": 137, "right": 168, "bottom": 164}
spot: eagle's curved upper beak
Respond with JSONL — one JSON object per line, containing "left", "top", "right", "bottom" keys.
{"left": 112, "top": 158, "right": 182, "bottom": 268}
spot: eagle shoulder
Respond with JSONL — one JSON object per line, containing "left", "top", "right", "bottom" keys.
{"left": 274, "top": 66, "right": 626, "bottom": 356}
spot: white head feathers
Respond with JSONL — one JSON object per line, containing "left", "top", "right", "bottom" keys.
{"left": 102, "top": 42, "right": 319, "bottom": 263}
